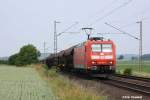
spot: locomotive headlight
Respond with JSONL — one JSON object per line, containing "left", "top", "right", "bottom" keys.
{"left": 105, "top": 55, "right": 113, "bottom": 59}
{"left": 92, "top": 61, "right": 96, "bottom": 64}
{"left": 91, "top": 55, "right": 100, "bottom": 59}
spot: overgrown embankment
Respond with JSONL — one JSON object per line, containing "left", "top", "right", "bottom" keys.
{"left": 36, "top": 64, "right": 105, "bottom": 100}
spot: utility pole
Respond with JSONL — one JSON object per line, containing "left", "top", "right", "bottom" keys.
{"left": 105, "top": 22, "right": 143, "bottom": 72}
{"left": 53, "top": 21, "right": 79, "bottom": 66}
{"left": 54, "top": 21, "right": 60, "bottom": 65}
{"left": 43, "top": 42, "right": 46, "bottom": 64}
{"left": 136, "top": 21, "right": 143, "bottom": 72}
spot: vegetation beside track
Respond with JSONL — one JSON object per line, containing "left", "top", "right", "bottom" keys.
{"left": 36, "top": 64, "right": 105, "bottom": 100}
{"left": 0, "top": 65, "right": 55, "bottom": 100}
{"left": 117, "top": 60, "right": 150, "bottom": 77}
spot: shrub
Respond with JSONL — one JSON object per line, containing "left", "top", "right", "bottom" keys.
{"left": 123, "top": 68, "right": 132, "bottom": 75}
{"left": 8, "top": 53, "right": 19, "bottom": 65}
{"left": 43, "top": 64, "right": 49, "bottom": 70}
{"left": 47, "top": 69, "right": 58, "bottom": 77}
{"left": 0, "top": 60, "right": 8, "bottom": 64}
{"left": 8, "top": 44, "right": 40, "bottom": 66}
{"left": 116, "top": 70, "right": 121, "bottom": 74}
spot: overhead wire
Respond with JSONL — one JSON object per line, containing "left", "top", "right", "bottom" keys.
{"left": 57, "top": 22, "right": 79, "bottom": 36}
{"left": 87, "top": 0, "right": 133, "bottom": 27}
{"left": 120, "top": 16, "right": 150, "bottom": 28}
{"left": 141, "top": 16, "right": 150, "bottom": 21}
{"left": 107, "top": 2, "right": 150, "bottom": 29}
{"left": 136, "top": 6, "right": 150, "bottom": 15}
{"left": 76, "top": 0, "right": 119, "bottom": 32}
{"left": 86, "top": 0, "right": 118, "bottom": 21}
{"left": 105, "top": 22, "right": 139, "bottom": 40}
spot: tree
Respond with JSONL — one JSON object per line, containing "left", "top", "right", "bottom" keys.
{"left": 131, "top": 56, "right": 138, "bottom": 61}
{"left": 0, "top": 60, "right": 8, "bottom": 64}
{"left": 117, "top": 55, "right": 124, "bottom": 60}
{"left": 8, "top": 44, "right": 40, "bottom": 66}
{"left": 8, "top": 53, "right": 19, "bottom": 65}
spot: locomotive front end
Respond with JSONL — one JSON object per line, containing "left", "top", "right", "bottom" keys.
{"left": 86, "top": 38, "right": 116, "bottom": 74}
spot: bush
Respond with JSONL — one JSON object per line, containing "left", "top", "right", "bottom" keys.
{"left": 8, "top": 53, "right": 19, "bottom": 65}
{"left": 8, "top": 44, "right": 40, "bottom": 66}
{"left": 123, "top": 68, "right": 132, "bottom": 75}
{"left": 47, "top": 69, "right": 58, "bottom": 77}
{"left": 0, "top": 60, "right": 8, "bottom": 64}
{"left": 43, "top": 64, "right": 49, "bottom": 70}
{"left": 116, "top": 70, "right": 121, "bottom": 74}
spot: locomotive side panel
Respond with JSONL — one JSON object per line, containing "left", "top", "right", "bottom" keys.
{"left": 73, "top": 43, "right": 86, "bottom": 69}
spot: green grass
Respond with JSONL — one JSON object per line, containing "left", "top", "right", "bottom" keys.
{"left": 36, "top": 64, "right": 106, "bottom": 100}
{"left": 0, "top": 65, "right": 55, "bottom": 100}
{"left": 116, "top": 60, "right": 150, "bottom": 77}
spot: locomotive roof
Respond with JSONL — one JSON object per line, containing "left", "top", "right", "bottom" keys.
{"left": 88, "top": 37, "right": 112, "bottom": 41}
{"left": 74, "top": 37, "right": 113, "bottom": 47}
{"left": 89, "top": 37, "right": 104, "bottom": 40}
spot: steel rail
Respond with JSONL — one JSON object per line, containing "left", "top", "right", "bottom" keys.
{"left": 103, "top": 78, "right": 150, "bottom": 96}
{"left": 114, "top": 74, "right": 150, "bottom": 82}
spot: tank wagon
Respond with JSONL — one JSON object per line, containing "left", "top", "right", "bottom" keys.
{"left": 46, "top": 37, "right": 116, "bottom": 75}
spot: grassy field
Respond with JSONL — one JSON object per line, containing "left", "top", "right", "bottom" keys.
{"left": 36, "top": 64, "right": 106, "bottom": 100}
{"left": 117, "top": 60, "right": 150, "bottom": 77}
{"left": 0, "top": 65, "right": 55, "bottom": 100}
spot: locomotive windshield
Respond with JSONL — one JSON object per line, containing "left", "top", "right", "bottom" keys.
{"left": 102, "top": 44, "right": 112, "bottom": 52}
{"left": 91, "top": 44, "right": 101, "bottom": 52}
{"left": 92, "top": 44, "right": 112, "bottom": 52}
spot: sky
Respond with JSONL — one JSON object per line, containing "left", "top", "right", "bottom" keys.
{"left": 0, "top": 0, "right": 150, "bottom": 57}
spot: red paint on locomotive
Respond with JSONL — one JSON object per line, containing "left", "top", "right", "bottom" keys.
{"left": 46, "top": 37, "right": 116, "bottom": 74}
{"left": 73, "top": 38, "right": 116, "bottom": 74}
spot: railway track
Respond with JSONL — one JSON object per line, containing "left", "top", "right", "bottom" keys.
{"left": 103, "top": 75, "right": 150, "bottom": 96}
{"left": 59, "top": 71, "right": 150, "bottom": 99}
{"left": 114, "top": 74, "right": 150, "bottom": 82}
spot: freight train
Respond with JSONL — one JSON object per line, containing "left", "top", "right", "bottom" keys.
{"left": 46, "top": 37, "right": 116, "bottom": 76}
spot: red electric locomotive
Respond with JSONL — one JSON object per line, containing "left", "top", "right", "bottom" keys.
{"left": 46, "top": 37, "right": 116, "bottom": 76}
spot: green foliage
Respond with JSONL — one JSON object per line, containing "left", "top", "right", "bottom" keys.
{"left": 37, "top": 66, "right": 104, "bottom": 100}
{"left": 0, "top": 65, "right": 55, "bottom": 99}
{"left": 43, "top": 64, "right": 49, "bottom": 70}
{"left": 47, "top": 69, "right": 58, "bottom": 77}
{"left": 123, "top": 68, "right": 132, "bottom": 75}
{"left": 0, "top": 60, "right": 8, "bottom": 64}
{"left": 117, "top": 55, "right": 124, "bottom": 60}
{"left": 117, "top": 60, "right": 150, "bottom": 73}
{"left": 131, "top": 56, "right": 138, "bottom": 61}
{"left": 142, "top": 54, "right": 150, "bottom": 60}
{"left": 116, "top": 70, "right": 121, "bottom": 74}
{"left": 8, "top": 53, "right": 19, "bottom": 65}
{"left": 8, "top": 44, "right": 40, "bottom": 66}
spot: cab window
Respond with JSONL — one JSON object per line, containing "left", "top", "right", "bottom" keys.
{"left": 91, "top": 44, "right": 101, "bottom": 52}
{"left": 92, "top": 44, "right": 112, "bottom": 52}
{"left": 102, "top": 44, "right": 112, "bottom": 52}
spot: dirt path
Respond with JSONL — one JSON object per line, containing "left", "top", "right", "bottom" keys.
{"left": 0, "top": 65, "right": 55, "bottom": 100}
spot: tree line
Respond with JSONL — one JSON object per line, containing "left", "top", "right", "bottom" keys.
{"left": 0, "top": 44, "right": 40, "bottom": 66}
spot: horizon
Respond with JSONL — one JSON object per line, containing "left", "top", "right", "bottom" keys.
{"left": 1, "top": 52, "right": 149, "bottom": 58}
